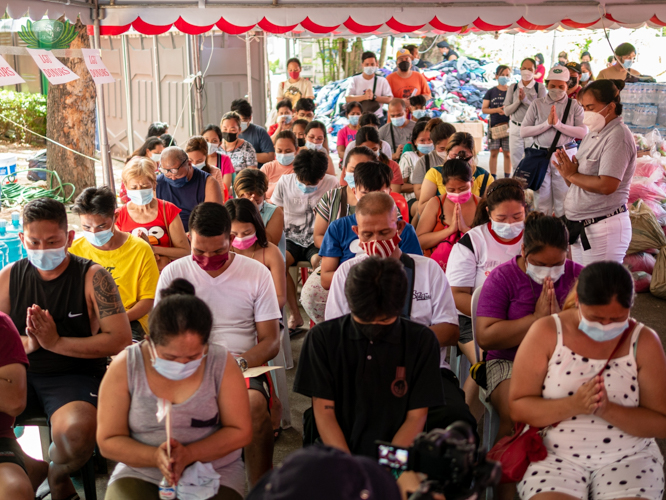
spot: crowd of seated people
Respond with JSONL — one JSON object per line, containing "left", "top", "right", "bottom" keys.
{"left": 1, "top": 77, "right": 664, "bottom": 500}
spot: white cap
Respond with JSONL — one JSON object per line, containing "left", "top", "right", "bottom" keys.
{"left": 546, "top": 66, "right": 570, "bottom": 82}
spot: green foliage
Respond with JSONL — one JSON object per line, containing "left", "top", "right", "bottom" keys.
{"left": 0, "top": 90, "right": 47, "bottom": 144}
{"left": 18, "top": 19, "right": 78, "bottom": 50}
{"left": 269, "top": 57, "right": 280, "bottom": 74}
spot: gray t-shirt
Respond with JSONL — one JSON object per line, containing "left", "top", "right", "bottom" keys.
{"left": 108, "top": 342, "right": 245, "bottom": 495}
{"left": 379, "top": 121, "right": 415, "bottom": 153}
{"left": 564, "top": 117, "right": 636, "bottom": 220}
{"left": 410, "top": 150, "right": 445, "bottom": 185}
{"left": 503, "top": 81, "right": 547, "bottom": 125}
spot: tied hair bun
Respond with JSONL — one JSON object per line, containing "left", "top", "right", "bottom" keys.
{"left": 160, "top": 278, "right": 196, "bottom": 299}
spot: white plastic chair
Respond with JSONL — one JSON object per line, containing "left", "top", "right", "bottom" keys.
{"left": 267, "top": 308, "right": 294, "bottom": 429}
{"left": 448, "top": 345, "right": 471, "bottom": 388}
{"left": 471, "top": 286, "right": 500, "bottom": 452}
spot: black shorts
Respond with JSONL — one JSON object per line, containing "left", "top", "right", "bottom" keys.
{"left": 458, "top": 315, "right": 473, "bottom": 344}
{"left": 286, "top": 241, "right": 318, "bottom": 264}
{"left": 0, "top": 437, "right": 26, "bottom": 474}
{"left": 18, "top": 372, "right": 101, "bottom": 423}
{"left": 247, "top": 374, "right": 271, "bottom": 412}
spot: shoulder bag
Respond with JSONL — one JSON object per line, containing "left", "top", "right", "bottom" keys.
{"left": 360, "top": 76, "right": 381, "bottom": 114}
{"left": 513, "top": 98, "right": 572, "bottom": 191}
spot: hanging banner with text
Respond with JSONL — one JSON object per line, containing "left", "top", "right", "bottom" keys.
{"left": 81, "top": 48, "right": 115, "bottom": 85}
{"left": 26, "top": 48, "right": 79, "bottom": 85}
{"left": 0, "top": 55, "right": 25, "bottom": 87}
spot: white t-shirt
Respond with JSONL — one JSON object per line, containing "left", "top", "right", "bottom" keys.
{"left": 156, "top": 254, "right": 281, "bottom": 356}
{"left": 272, "top": 173, "right": 339, "bottom": 248}
{"left": 348, "top": 74, "right": 394, "bottom": 119}
{"left": 446, "top": 222, "right": 523, "bottom": 316}
{"left": 342, "top": 140, "right": 393, "bottom": 165}
{"left": 325, "top": 253, "right": 458, "bottom": 368}
{"left": 398, "top": 151, "right": 419, "bottom": 201}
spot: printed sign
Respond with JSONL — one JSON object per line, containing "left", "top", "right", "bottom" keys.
{"left": 0, "top": 55, "right": 25, "bottom": 86}
{"left": 81, "top": 48, "right": 115, "bottom": 84}
{"left": 26, "top": 48, "right": 79, "bottom": 85}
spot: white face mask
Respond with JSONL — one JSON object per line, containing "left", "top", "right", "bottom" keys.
{"left": 520, "top": 69, "right": 534, "bottom": 81}
{"left": 548, "top": 88, "right": 566, "bottom": 101}
{"left": 363, "top": 66, "right": 377, "bottom": 76}
{"left": 526, "top": 261, "right": 565, "bottom": 285}
{"left": 151, "top": 153, "right": 162, "bottom": 163}
{"left": 583, "top": 104, "right": 610, "bottom": 133}
{"left": 192, "top": 161, "right": 206, "bottom": 169}
{"left": 491, "top": 220, "right": 524, "bottom": 240}
{"left": 207, "top": 142, "right": 219, "bottom": 155}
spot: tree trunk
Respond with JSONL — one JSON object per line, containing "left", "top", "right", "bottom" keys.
{"left": 46, "top": 18, "right": 97, "bottom": 195}
{"left": 347, "top": 37, "right": 363, "bottom": 77}
{"left": 378, "top": 37, "right": 388, "bottom": 68}
{"left": 419, "top": 37, "right": 443, "bottom": 65}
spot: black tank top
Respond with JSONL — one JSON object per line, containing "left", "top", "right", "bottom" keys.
{"left": 9, "top": 255, "right": 106, "bottom": 376}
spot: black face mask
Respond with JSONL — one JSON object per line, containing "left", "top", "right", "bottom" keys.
{"left": 297, "top": 138, "right": 306, "bottom": 148}
{"left": 222, "top": 132, "right": 237, "bottom": 142}
{"left": 398, "top": 61, "right": 411, "bottom": 72}
{"left": 567, "top": 77, "right": 579, "bottom": 90}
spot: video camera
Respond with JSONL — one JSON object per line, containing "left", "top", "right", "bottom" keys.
{"left": 376, "top": 421, "right": 501, "bottom": 500}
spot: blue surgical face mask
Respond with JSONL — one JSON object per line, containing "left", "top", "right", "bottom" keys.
{"left": 296, "top": 179, "right": 318, "bottom": 194}
{"left": 26, "top": 246, "right": 68, "bottom": 271}
{"left": 344, "top": 172, "right": 356, "bottom": 188}
{"left": 580, "top": 72, "right": 590, "bottom": 82}
{"left": 149, "top": 340, "right": 205, "bottom": 381}
{"left": 412, "top": 109, "right": 429, "bottom": 119}
{"left": 623, "top": 59, "right": 633, "bottom": 69}
{"left": 305, "top": 141, "right": 323, "bottom": 151}
{"left": 391, "top": 116, "right": 406, "bottom": 127}
{"left": 165, "top": 175, "right": 188, "bottom": 188}
{"left": 413, "top": 58, "right": 420, "bottom": 65}
{"left": 127, "top": 188, "right": 153, "bottom": 206}
{"left": 416, "top": 143, "right": 434, "bottom": 155}
{"left": 83, "top": 227, "right": 114, "bottom": 247}
{"left": 348, "top": 115, "right": 360, "bottom": 126}
{"left": 280, "top": 115, "right": 293, "bottom": 124}
{"left": 578, "top": 310, "right": 629, "bottom": 342}
{"left": 498, "top": 76, "right": 511, "bottom": 86}
{"left": 276, "top": 153, "right": 295, "bottom": 166}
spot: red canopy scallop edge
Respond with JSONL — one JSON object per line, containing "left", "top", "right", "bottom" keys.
{"left": 86, "top": 13, "right": 657, "bottom": 36}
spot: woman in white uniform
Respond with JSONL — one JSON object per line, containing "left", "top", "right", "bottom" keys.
{"left": 520, "top": 67, "right": 587, "bottom": 217}
{"left": 553, "top": 79, "right": 635, "bottom": 265}
{"left": 503, "top": 58, "right": 547, "bottom": 171}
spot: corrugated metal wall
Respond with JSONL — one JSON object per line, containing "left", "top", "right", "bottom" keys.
{"left": 98, "top": 31, "right": 266, "bottom": 159}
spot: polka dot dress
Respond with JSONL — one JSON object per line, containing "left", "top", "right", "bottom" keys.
{"left": 518, "top": 316, "right": 665, "bottom": 500}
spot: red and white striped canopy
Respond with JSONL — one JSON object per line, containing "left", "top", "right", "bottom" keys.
{"left": 6, "top": 0, "right": 666, "bottom": 36}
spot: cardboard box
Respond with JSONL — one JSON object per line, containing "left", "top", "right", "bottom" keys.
{"left": 453, "top": 122, "right": 485, "bottom": 153}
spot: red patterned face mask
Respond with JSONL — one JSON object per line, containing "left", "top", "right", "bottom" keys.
{"left": 359, "top": 232, "right": 401, "bottom": 258}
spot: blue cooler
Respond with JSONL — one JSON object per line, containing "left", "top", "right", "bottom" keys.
{"left": 0, "top": 154, "right": 17, "bottom": 176}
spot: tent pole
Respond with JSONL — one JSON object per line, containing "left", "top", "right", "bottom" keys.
{"left": 246, "top": 33, "right": 253, "bottom": 105}
{"left": 189, "top": 34, "right": 204, "bottom": 134}
{"left": 93, "top": 16, "right": 115, "bottom": 193}
{"left": 121, "top": 34, "right": 135, "bottom": 156}
{"left": 185, "top": 34, "right": 194, "bottom": 136}
{"left": 153, "top": 35, "right": 162, "bottom": 122}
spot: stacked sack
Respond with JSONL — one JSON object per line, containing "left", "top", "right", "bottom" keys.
{"left": 623, "top": 157, "right": 666, "bottom": 298}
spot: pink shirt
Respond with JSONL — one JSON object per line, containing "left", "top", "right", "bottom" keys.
{"left": 216, "top": 153, "right": 234, "bottom": 175}
{"left": 336, "top": 125, "right": 358, "bottom": 148}
{"left": 262, "top": 160, "right": 294, "bottom": 201}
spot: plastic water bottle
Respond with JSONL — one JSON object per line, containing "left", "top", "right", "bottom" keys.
{"left": 0, "top": 221, "right": 23, "bottom": 264}
{"left": 0, "top": 241, "right": 7, "bottom": 270}
{"left": 158, "top": 478, "right": 176, "bottom": 499}
{"left": 6, "top": 212, "right": 26, "bottom": 258}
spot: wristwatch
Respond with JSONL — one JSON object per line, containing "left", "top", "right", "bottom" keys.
{"left": 236, "top": 357, "right": 248, "bottom": 372}
{"left": 372, "top": 93, "right": 377, "bottom": 101}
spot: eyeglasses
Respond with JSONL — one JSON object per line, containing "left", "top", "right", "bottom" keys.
{"left": 159, "top": 158, "right": 188, "bottom": 175}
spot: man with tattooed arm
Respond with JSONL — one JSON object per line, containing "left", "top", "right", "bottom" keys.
{"left": 0, "top": 198, "right": 131, "bottom": 500}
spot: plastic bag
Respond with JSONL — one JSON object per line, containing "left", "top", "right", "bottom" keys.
{"left": 634, "top": 157, "right": 666, "bottom": 179}
{"left": 628, "top": 200, "right": 666, "bottom": 254}
{"left": 632, "top": 271, "right": 652, "bottom": 293}
{"left": 623, "top": 252, "right": 656, "bottom": 274}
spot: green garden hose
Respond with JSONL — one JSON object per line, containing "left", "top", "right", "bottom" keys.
{"left": 1, "top": 168, "right": 75, "bottom": 208}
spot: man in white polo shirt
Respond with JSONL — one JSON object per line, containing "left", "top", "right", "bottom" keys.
{"left": 324, "top": 192, "right": 477, "bottom": 437}
{"left": 345, "top": 51, "right": 394, "bottom": 124}
{"left": 155, "top": 202, "right": 281, "bottom": 486}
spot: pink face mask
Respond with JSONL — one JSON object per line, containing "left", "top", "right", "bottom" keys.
{"left": 447, "top": 189, "right": 472, "bottom": 204}
{"left": 231, "top": 233, "right": 258, "bottom": 250}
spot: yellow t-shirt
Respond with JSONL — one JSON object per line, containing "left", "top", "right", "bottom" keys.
{"left": 69, "top": 234, "right": 160, "bottom": 333}
{"left": 423, "top": 164, "right": 494, "bottom": 197}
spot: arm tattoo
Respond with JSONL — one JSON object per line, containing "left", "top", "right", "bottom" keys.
{"left": 93, "top": 268, "right": 126, "bottom": 319}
